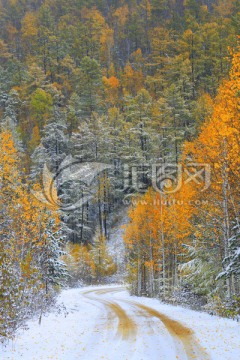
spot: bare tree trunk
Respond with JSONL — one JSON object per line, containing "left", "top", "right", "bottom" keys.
{"left": 222, "top": 139, "right": 231, "bottom": 297}
{"left": 137, "top": 247, "right": 141, "bottom": 296}
{"left": 159, "top": 197, "right": 166, "bottom": 298}
{"left": 149, "top": 236, "right": 155, "bottom": 296}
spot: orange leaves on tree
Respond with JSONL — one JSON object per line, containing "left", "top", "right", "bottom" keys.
{"left": 123, "top": 183, "right": 197, "bottom": 295}
{"left": 123, "top": 62, "right": 144, "bottom": 95}
{"left": 21, "top": 12, "right": 38, "bottom": 39}
{"left": 0, "top": 130, "right": 60, "bottom": 283}
{"left": 182, "top": 44, "right": 240, "bottom": 273}
{"left": 103, "top": 76, "right": 120, "bottom": 105}
{"left": 113, "top": 5, "right": 129, "bottom": 26}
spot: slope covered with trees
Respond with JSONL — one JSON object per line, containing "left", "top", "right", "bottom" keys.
{"left": 124, "top": 47, "right": 240, "bottom": 316}
{"left": 0, "top": 0, "right": 239, "bottom": 341}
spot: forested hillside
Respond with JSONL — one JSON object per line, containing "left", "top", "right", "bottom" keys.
{"left": 0, "top": 0, "right": 239, "bottom": 341}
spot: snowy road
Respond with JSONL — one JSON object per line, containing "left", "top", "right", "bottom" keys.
{"left": 82, "top": 287, "right": 209, "bottom": 360}
{"left": 1, "top": 285, "right": 240, "bottom": 360}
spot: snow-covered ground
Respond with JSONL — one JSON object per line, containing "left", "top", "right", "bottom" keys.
{"left": 0, "top": 285, "right": 239, "bottom": 360}
{"left": 106, "top": 212, "right": 127, "bottom": 283}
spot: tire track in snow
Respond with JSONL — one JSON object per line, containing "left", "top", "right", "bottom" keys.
{"left": 83, "top": 287, "right": 210, "bottom": 360}
{"left": 120, "top": 300, "right": 210, "bottom": 360}
{"left": 82, "top": 288, "right": 137, "bottom": 340}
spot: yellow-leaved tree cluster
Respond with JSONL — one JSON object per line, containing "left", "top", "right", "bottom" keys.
{"left": 63, "top": 229, "right": 116, "bottom": 286}
{"left": 0, "top": 131, "right": 66, "bottom": 339}
{"left": 124, "top": 184, "right": 197, "bottom": 297}
{"left": 124, "top": 45, "right": 240, "bottom": 312}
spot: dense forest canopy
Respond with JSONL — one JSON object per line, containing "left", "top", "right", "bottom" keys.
{"left": 0, "top": 0, "right": 239, "bottom": 341}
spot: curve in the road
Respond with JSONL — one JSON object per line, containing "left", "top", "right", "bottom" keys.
{"left": 83, "top": 288, "right": 137, "bottom": 340}
{"left": 122, "top": 300, "right": 210, "bottom": 360}
{"left": 82, "top": 287, "right": 210, "bottom": 360}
